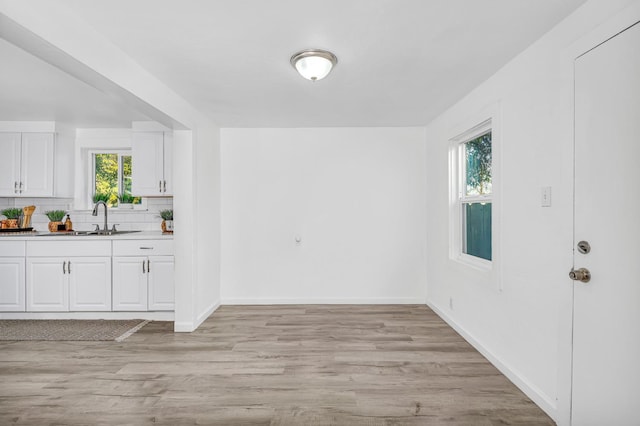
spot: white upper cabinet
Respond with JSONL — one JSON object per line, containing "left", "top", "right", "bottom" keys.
{"left": 132, "top": 131, "right": 172, "bottom": 196}
{"left": 0, "top": 132, "right": 54, "bottom": 197}
{"left": 21, "top": 133, "right": 55, "bottom": 196}
{"left": 0, "top": 133, "right": 23, "bottom": 196}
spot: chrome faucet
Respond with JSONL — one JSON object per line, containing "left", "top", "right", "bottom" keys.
{"left": 92, "top": 201, "right": 108, "bottom": 232}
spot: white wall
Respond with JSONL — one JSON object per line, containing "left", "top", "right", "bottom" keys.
{"left": 196, "top": 123, "right": 221, "bottom": 323}
{"left": 423, "top": 0, "right": 639, "bottom": 424}
{"left": 173, "top": 125, "right": 221, "bottom": 332}
{"left": 221, "top": 127, "right": 426, "bottom": 304}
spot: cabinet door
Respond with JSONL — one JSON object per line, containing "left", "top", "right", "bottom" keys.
{"left": 112, "top": 256, "right": 148, "bottom": 311}
{"left": 0, "top": 257, "right": 26, "bottom": 312}
{"left": 20, "top": 133, "right": 54, "bottom": 197}
{"left": 26, "top": 257, "right": 68, "bottom": 311}
{"left": 132, "top": 132, "right": 164, "bottom": 196}
{"left": 68, "top": 257, "right": 112, "bottom": 311}
{"left": 0, "top": 133, "right": 21, "bottom": 196}
{"left": 148, "top": 255, "right": 174, "bottom": 311}
{"left": 162, "top": 132, "right": 173, "bottom": 195}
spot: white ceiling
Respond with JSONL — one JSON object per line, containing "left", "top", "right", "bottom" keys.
{"left": 0, "top": 38, "right": 149, "bottom": 127}
{"left": 4, "top": 0, "right": 588, "bottom": 128}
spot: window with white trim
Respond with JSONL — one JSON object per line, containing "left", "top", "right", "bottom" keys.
{"left": 451, "top": 119, "right": 493, "bottom": 266}
{"left": 90, "top": 150, "right": 138, "bottom": 207}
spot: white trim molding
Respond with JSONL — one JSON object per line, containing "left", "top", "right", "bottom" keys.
{"left": 174, "top": 299, "right": 220, "bottom": 332}
{"left": 221, "top": 297, "right": 427, "bottom": 305}
{"left": 448, "top": 102, "right": 503, "bottom": 290}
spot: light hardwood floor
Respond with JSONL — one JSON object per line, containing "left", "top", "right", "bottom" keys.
{"left": 0, "top": 305, "right": 554, "bottom": 425}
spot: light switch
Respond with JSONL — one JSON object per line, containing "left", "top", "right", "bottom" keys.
{"left": 541, "top": 186, "right": 552, "bottom": 207}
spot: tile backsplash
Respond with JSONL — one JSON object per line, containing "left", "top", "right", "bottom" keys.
{"left": 1, "top": 197, "right": 173, "bottom": 232}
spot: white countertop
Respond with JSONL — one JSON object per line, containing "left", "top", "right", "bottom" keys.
{"left": 0, "top": 230, "right": 173, "bottom": 241}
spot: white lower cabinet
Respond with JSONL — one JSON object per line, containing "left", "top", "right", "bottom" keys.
{"left": 112, "top": 240, "right": 174, "bottom": 311}
{"left": 112, "top": 256, "right": 148, "bottom": 311}
{"left": 1, "top": 238, "right": 172, "bottom": 314}
{"left": 69, "top": 257, "right": 112, "bottom": 311}
{"left": 26, "top": 257, "right": 69, "bottom": 312}
{"left": 147, "top": 256, "right": 175, "bottom": 311}
{"left": 0, "top": 257, "right": 26, "bottom": 311}
{"left": 26, "top": 257, "right": 111, "bottom": 312}
{"left": 25, "top": 241, "right": 112, "bottom": 312}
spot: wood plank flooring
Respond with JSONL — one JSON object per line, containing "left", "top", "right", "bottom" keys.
{"left": 0, "top": 305, "right": 554, "bottom": 425}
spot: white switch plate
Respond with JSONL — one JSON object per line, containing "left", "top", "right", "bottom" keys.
{"left": 541, "top": 186, "right": 552, "bottom": 207}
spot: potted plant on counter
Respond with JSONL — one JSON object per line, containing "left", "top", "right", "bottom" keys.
{"left": 45, "top": 210, "right": 66, "bottom": 232}
{"left": 1, "top": 208, "right": 22, "bottom": 229}
{"left": 159, "top": 209, "right": 173, "bottom": 233}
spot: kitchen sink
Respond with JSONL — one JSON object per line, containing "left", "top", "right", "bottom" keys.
{"left": 37, "top": 230, "right": 141, "bottom": 236}
{"left": 90, "top": 230, "right": 142, "bottom": 236}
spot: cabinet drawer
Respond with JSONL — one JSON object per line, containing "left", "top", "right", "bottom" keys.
{"left": 112, "top": 239, "right": 173, "bottom": 256}
{"left": 0, "top": 240, "right": 26, "bottom": 257}
{"left": 26, "top": 240, "right": 111, "bottom": 257}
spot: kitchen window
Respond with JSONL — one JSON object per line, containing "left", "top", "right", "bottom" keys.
{"left": 90, "top": 150, "right": 137, "bottom": 207}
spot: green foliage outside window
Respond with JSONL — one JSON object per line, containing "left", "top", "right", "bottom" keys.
{"left": 465, "top": 132, "right": 492, "bottom": 196}
{"left": 94, "top": 153, "right": 139, "bottom": 207}
{"left": 462, "top": 131, "right": 492, "bottom": 261}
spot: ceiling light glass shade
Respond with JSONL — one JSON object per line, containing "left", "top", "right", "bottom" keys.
{"left": 290, "top": 49, "right": 338, "bottom": 81}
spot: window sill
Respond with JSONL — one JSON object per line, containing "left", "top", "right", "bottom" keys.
{"left": 453, "top": 253, "right": 492, "bottom": 272}
{"left": 73, "top": 208, "right": 150, "bottom": 214}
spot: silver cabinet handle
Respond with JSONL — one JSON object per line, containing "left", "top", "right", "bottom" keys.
{"left": 68, "top": 261, "right": 71, "bottom": 274}
{"left": 14, "top": 182, "right": 18, "bottom": 194}
{"left": 139, "top": 247, "right": 154, "bottom": 250}
{"left": 19, "top": 181, "right": 23, "bottom": 194}
{"left": 163, "top": 180, "right": 167, "bottom": 193}
{"left": 159, "top": 180, "right": 162, "bottom": 193}
{"left": 142, "top": 260, "right": 146, "bottom": 274}
{"left": 147, "top": 259, "right": 151, "bottom": 273}
{"left": 62, "top": 261, "right": 66, "bottom": 274}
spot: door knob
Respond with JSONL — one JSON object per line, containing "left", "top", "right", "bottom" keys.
{"left": 569, "top": 267, "right": 591, "bottom": 283}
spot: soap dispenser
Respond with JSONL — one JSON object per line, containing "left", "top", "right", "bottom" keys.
{"left": 64, "top": 214, "right": 73, "bottom": 231}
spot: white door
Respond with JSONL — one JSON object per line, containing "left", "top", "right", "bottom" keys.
{"left": 0, "top": 133, "right": 21, "bottom": 196}
{"left": 68, "top": 257, "right": 112, "bottom": 311}
{"left": 0, "top": 257, "right": 25, "bottom": 312}
{"left": 112, "top": 256, "right": 148, "bottom": 311}
{"left": 148, "top": 255, "right": 174, "bottom": 311}
{"left": 20, "top": 133, "right": 54, "bottom": 197}
{"left": 572, "top": 22, "right": 640, "bottom": 425}
{"left": 26, "top": 257, "right": 68, "bottom": 311}
{"left": 132, "top": 132, "right": 164, "bottom": 196}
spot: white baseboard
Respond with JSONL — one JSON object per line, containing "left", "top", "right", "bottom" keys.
{"left": 174, "top": 300, "right": 220, "bottom": 332}
{"left": 426, "top": 300, "right": 558, "bottom": 423}
{"left": 196, "top": 299, "right": 220, "bottom": 326}
{"left": 173, "top": 321, "right": 194, "bottom": 332}
{"left": 221, "top": 297, "right": 426, "bottom": 305}
{"left": 0, "top": 311, "right": 174, "bottom": 321}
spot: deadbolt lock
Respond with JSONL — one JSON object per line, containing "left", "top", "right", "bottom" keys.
{"left": 577, "top": 241, "right": 591, "bottom": 254}
{"left": 569, "top": 267, "right": 591, "bottom": 283}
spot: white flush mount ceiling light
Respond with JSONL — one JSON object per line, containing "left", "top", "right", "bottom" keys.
{"left": 290, "top": 49, "right": 338, "bottom": 81}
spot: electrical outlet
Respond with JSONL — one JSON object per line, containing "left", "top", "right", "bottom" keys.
{"left": 449, "top": 297, "right": 454, "bottom": 310}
